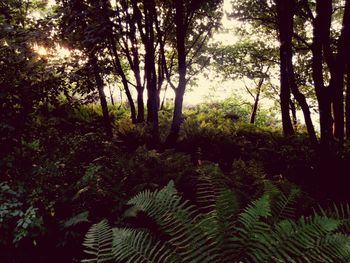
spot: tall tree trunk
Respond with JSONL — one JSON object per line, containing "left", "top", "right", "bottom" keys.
{"left": 312, "top": 0, "right": 333, "bottom": 149}
{"left": 90, "top": 53, "right": 113, "bottom": 138}
{"left": 120, "top": 0, "right": 145, "bottom": 123}
{"left": 289, "top": 72, "right": 318, "bottom": 145}
{"left": 276, "top": 0, "right": 295, "bottom": 136}
{"left": 134, "top": 65, "right": 144, "bottom": 123}
{"left": 100, "top": 0, "right": 137, "bottom": 123}
{"left": 330, "top": 0, "right": 350, "bottom": 142}
{"left": 136, "top": 89, "right": 145, "bottom": 123}
{"left": 157, "top": 53, "right": 165, "bottom": 110}
{"left": 346, "top": 64, "right": 350, "bottom": 140}
{"left": 136, "top": 0, "right": 159, "bottom": 143}
{"left": 290, "top": 99, "right": 297, "bottom": 130}
{"left": 109, "top": 40, "right": 137, "bottom": 124}
{"left": 145, "top": 0, "right": 159, "bottom": 122}
{"left": 166, "top": 0, "right": 186, "bottom": 145}
{"left": 277, "top": 0, "right": 318, "bottom": 144}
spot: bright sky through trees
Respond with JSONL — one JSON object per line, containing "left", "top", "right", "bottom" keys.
{"left": 32, "top": 0, "right": 272, "bottom": 111}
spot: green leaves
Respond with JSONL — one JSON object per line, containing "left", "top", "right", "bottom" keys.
{"left": 82, "top": 177, "right": 350, "bottom": 262}
{"left": 63, "top": 211, "right": 90, "bottom": 228}
{"left": 112, "top": 229, "right": 179, "bottom": 263}
{"left": 82, "top": 220, "right": 114, "bottom": 263}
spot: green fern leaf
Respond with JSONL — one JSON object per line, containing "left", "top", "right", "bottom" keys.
{"left": 300, "top": 234, "right": 350, "bottom": 262}
{"left": 272, "top": 187, "right": 300, "bottom": 222}
{"left": 112, "top": 228, "right": 179, "bottom": 263}
{"left": 264, "top": 180, "right": 301, "bottom": 222}
{"left": 81, "top": 179, "right": 350, "bottom": 263}
{"left": 128, "top": 180, "right": 220, "bottom": 262}
{"left": 317, "top": 203, "right": 350, "bottom": 234}
{"left": 228, "top": 194, "right": 272, "bottom": 262}
{"left": 82, "top": 220, "right": 113, "bottom": 263}
{"left": 267, "top": 216, "right": 342, "bottom": 262}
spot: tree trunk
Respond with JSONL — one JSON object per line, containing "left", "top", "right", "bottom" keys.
{"left": 136, "top": 89, "right": 145, "bottom": 123}
{"left": 330, "top": 0, "right": 350, "bottom": 142}
{"left": 250, "top": 78, "right": 263, "bottom": 124}
{"left": 100, "top": 0, "right": 137, "bottom": 124}
{"left": 346, "top": 64, "right": 350, "bottom": 140}
{"left": 109, "top": 41, "right": 137, "bottom": 124}
{"left": 132, "top": 0, "right": 159, "bottom": 143}
{"left": 312, "top": 0, "right": 334, "bottom": 149}
{"left": 144, "top": 37, "right": 159, "bottom": 144}
{"left": 121, "top": 0, "right": 145, "bottom": 123}
{"left": 290, "top": 78, "right": 318, "bottom": 144}
{"left": 290, "top": 99, "right": 297, "bottom": 130}
{"left": 276, "top": 0, "right": 295, "bottom": 136}
{"left": 134, "top": 65, "right": 144, "bottom": 123}
{"left": 276, "top": 0, "right": 318, "bottom": 144}
{"left": 90, "top": 53, "right": 113, "bottom": 138}
{"left": 166, "top": 0, "right": 187, "bottom": 146}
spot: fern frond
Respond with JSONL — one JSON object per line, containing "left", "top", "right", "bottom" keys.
{"left": 112, "top": 228, "right": 180, "bottom": 263}
{"left": 267, "top": 216, "right": 342, "bottom": 262}
{"left": 82, "top": 180, "right": 350, "bottom": 263}
{"left": 82, "top": 220, "right": 113, "bottom": 263}
{"left": 196, "top": 163, "right": 239, "bottom": 232}
{"left": 264, "top": 180, "right": 300, "bottom": 222}
{"left": 195, "top": 164, "right": 240, "bottom": 262}
{"left": 196, "top": 164, "right": 229, "bottom": 211}
{"left": 317, "top": 203, "right": 350, "bottom": 233}
{"left": 272, "top": 187, "right": 300, "bottom": 222}
{"left": 263, "top": 180, "right": 281, "bottom": 197}
{"left": 128, "top": 180, "right": 220, "bottom": 263}
{"left": 299, "top": 233, "right": 350, "bottom": 263}
{"left": 227, "top": 194, "right": 272, "bottom": 262}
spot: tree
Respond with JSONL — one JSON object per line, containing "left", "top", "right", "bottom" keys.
{"left": 165, "top": 0, "right": 223, "bottom": 145}
{"left": 347, "top": 65, "right": 350, "bottom": 139}
{"left": 57, "top": 0, "right": 115, "bottom": 137}
{"left": 330, "top": 0, "right": 350, "bottom": 142}
{"left": 211, "top": 36, "right": 277, "bottom": 125}
{"left": 0, "top": 0, "right": 66, "bottom": 168}
{"left": 275, "top": 0, "right": 317, "bottom": 144}
{"left": 230, "top": 0, "right": 317, "bottom": 143}
{"left": 129, "top": 0, "right": 160, "bottom": 143}
{"left": 165, "top": 0, "right": 187, "bottom": 145}
{"left": 110, "top": 0, "right": 146, "bottom": 123}
{"left": 276, "top": 0, "right": 296, "bottom": 137}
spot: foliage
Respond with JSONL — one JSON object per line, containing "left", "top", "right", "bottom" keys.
{"left": 82, "top": 171, "right": 350, "bottom": 262}
{"left": 81, "top": 220, "right": 113, "bottom": 263}
{"left": 0, "top": 182, "right": 44, "bottom": 246}
{"left": 3, "top": 1, "right": 350, "bottom": 262}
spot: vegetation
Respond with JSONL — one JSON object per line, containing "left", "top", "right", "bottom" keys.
{"left": 82, "top": 177, "right": 350, "bottom": 263}
{"left": 1, "top": 0, "right": 350, "bottom": 262}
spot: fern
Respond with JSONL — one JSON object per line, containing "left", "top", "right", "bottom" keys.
{"left": 263, "top": 181, "right": 301, "bottom": 222}
{"left": 228, "top": 194, "right": 272, "bottom": 262}
{"left": 128, "top": 180, "right": 219, "bottom": 262}
{"left": 82, "top": 178, "right": 350, "bottom": 263}
{"left": 82, "top": 220, "right": 113, "bottom": 263}
{"left": 63, "top": 211, "right": 89, "bottom": 228}
{"left": 112, "top": 228, "right": 179, "bottom": 263}
{"left": 267, "top": 216, "right": 342, "bottom": 262}
{"left": 316, "top": 203, "right": 350, "bottom": 234}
